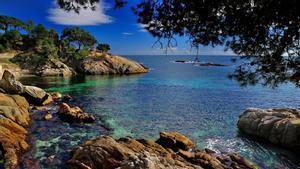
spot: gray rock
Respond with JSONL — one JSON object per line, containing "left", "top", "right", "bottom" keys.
{"left": 79, "top": 53, "right": 148, "bottom": 75}
{"left": 36, "top": 59, "right": 75, "bottom": 77}
{"left": 0, "top": 70, "right": 53, "bottom": 105}
{"left": 238, "top": 108, "right": 300, "bottom": 150}
{"left": 22, "top": 86, "right": 53, "bottom": 106}
{"left": 0, "top": 70, "right": 24, "bottom": 94}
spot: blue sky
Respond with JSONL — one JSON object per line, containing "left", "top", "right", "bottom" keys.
{"left": 0, "top": 0, "right": 234, "bottom": 55}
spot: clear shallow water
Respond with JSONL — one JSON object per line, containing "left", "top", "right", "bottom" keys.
{"left": 19, "top": 55, "right": 300, "bottom": 169}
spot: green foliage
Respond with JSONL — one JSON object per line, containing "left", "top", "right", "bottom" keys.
{"left": 24, "top": 19, "right": 35, "bottom": 33}
{"left": 61, "top": 27, "right": 97, "bottom": 50}
{"left": 59, "top": 27, "right": 98, "bottom": 61}
{"left": 56, "top": 0, "right": 126, "bottom": 12}
{"left": 25, "top": 24, "right": 60, "bottom": 61}
{"left": 0, "top": 30, "right": 23, "bottom": 50}
{"left": 0, "top": 15, "right": 111, "bottom": 67}
{"left": 0, "top": 15, "right": 26, "bottom": 32}
{"left": 57, "top": 0, "right": 99, "bottom": 13}
{"left": 32, "top": 24, "right": 49, "bottom": 40}
{"left": 0, "top": 44, "right": 7, "bottom": 53}
{"left": 10, "top": 52, "right": 48, "bottom": 67}
{"left": 96, "top": 43, "right": 110, "bottom": 53}
{"left": 74, "top": 47, "right": 90, "bottom": 60}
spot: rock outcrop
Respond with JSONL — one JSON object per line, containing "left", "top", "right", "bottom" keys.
{"left": 11, "top": 51, "right": 148, "bottom": 76}
{"left": 0, "top": 70, "right": 53, "bottom": 106}
{"left": 36, "top": 59, "right": 75, "bottom": 77}
{"left": 22, "top": 86, "right": 53, "bottom": 106}
{"left": 0, "top": 64, "right": 21, "bottom": 78}
{"left": 79, "top": 52, "right": 148, "bottom": 75}
{"left": 0, "top": 69, "right": 24, "bottom": 94}
{"left": 68, "top": 132, "right": 258, "bottom": 169}
{"left": 156, "top": 131, "right": 195, "bottom": 151}
{"left": 0, "top": 93, "right": 30, "bottom": 169}
{"left": 11, "top": 52, "right": 75, "bottom": 77}
{"left": 58, "top": 103, "right": 96, "bottom": 123}
{"left": 238, "top": 108, "right": 300, "bottom": 150}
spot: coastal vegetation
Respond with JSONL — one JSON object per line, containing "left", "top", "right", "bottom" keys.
{"left": 96, "top": 43, "right": 111, "bottom": 53}
{"left": 0, "top": 15, "right": 147, "bottom": 76}
{"left": 0, "top": 15, "right": 104, "bottom": 65}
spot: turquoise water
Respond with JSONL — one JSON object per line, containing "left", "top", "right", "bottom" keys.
{"left": 20, "top": 55, "right": 300, "bottom": 169}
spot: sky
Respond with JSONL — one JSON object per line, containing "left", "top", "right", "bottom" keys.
{"left": 0, "top": 0, "right": 234, "bottom": 56}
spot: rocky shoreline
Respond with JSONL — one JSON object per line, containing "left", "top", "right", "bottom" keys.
{"left": 68, "top": 131, "right": 258, "bottom": 169}
{"left": 10, "top": 51, "right": 148, "bottom": 77}
{"left": 0, "top": 70, "right": 55, "bottom": 168}
{"left": 1, "top": 68, "right": 299, "bottom": 169}
{"left": 0, "top": 70, "right": 98, "bottom": 168}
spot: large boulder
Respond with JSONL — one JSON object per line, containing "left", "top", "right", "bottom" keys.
{"left": 156, "top": 131, "right": 195, "bottom": 151}
{"left": 0, "top": 93, "right": 30, "bottom": 169}
{"left": 0, "top": 70, "right": 53, "bottom": 106}
{"left": 68, "top": 132, "right": 258, "bottom": 169}
{"left": 22, "top": 86, "right": 53, "bottom": 106}
{"left": 79, "top": 53, "right": 148, "bottom": 75}
{"left": 0, "top": 70, "right": 24, "bottom": 94}
{"left": 36, "top": 59, "right": 75, "bottom": 77}
{"left": 238, "top": 108, "right": 300, "bottom": 150}
{"left": 58, "top": 103, "right": 96, "bottom": 123}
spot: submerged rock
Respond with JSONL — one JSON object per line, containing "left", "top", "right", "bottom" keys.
{"left": 79, "top": 52, "right": 148, "bottom": 75}
{"left": 174, "top": 60, "right": 194, "bottom": 63}
{"left": 58, "top": 103, "right": 96, "bottom": 123}
{"left": 0, "top": 93, "right": 30, "bottom": 169}
{"left": 173, "top": 60, "right": 227, "bottom": 66}
{"left": 238, "top": 108, "right": 300, "bottom": 150}
{"left": 195, "top": 62, "right": 227, "bottom": 67}
{"left": 68, "top": 132, "right": 258, "bottom": 169}
{"left": 44, "top": 112, "right": 53, "bottom": 121}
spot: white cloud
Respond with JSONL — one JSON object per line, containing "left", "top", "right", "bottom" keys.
{"left": 48, "top": 1, "right": 112, "bottom": 26}
{"left": 137, "top": 24, "right": 148, "bottom": 32}
{"left": 122, "top": 32, "right": 133, "bottom": 35}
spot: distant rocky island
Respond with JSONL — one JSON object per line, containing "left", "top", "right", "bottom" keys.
{"left": 173, "top": 60, "right": 228, "bottom": 67}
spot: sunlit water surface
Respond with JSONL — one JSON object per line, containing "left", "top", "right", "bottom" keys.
{"left": 19, "top": 55, "right": 300, "bottom": 169}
